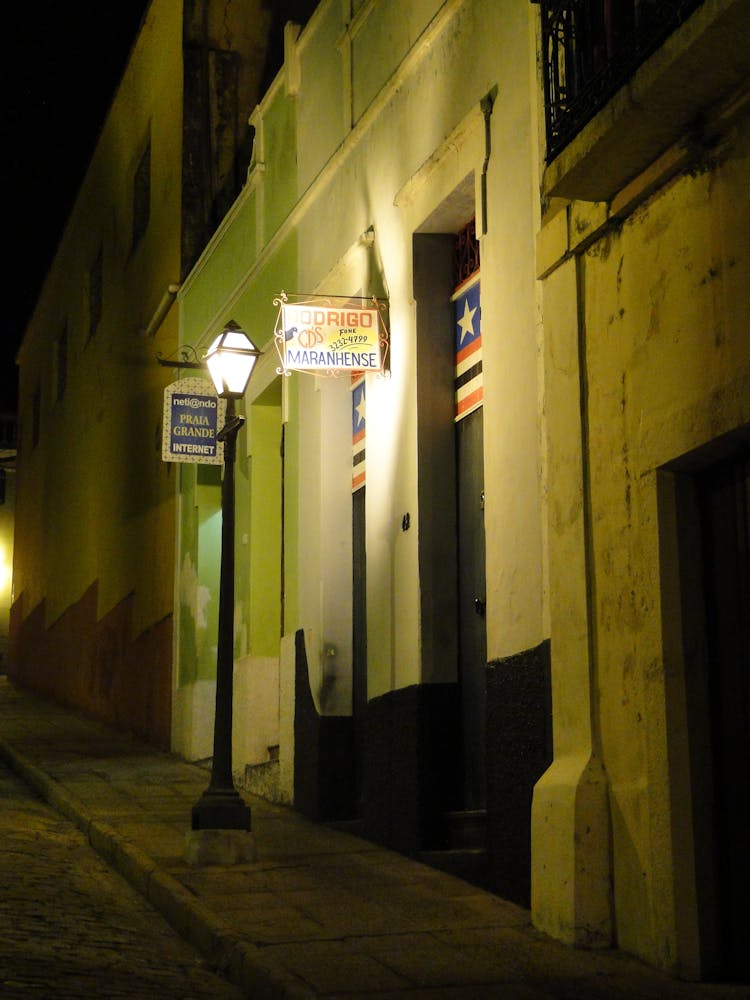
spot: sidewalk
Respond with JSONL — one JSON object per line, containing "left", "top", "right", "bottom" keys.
{"left": 0, "top": 678, "right": 746, "bottom": 1000}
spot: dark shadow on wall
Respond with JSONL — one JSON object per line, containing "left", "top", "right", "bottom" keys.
{"left": 293, "top": 628, "right": 356, "bottom": 822}
{"left": 362, "top": 682, "right": 463, "bottom": 856}
{"left": 485, "top": 639, "right": 553, "bottom": 907}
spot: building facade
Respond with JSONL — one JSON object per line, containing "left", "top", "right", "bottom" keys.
{"left": 10, "top": 0, "right": 750, "bottom": 986}
{"left": 177, "top": 0, "right": 750, "bottom": 984}
{"left": 533, "top": 0, "right": 750, "bottom": 981}
{"left": 176, "top": 0, "right": 547, "bottom": 916}
{"left": 10, "top": 0, "right": 273, "bottom": 746}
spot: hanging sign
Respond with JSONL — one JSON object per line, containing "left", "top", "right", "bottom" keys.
{"left": 280, "top": 301, "right": 383, "bottom": 373}
{"left": 161, "top": 377, "right": 226, "bottom": 464}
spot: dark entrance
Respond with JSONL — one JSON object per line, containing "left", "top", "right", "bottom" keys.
{"left": 666, "top": 442, "right": 750, "bottom": 980}
{"left": 452, "top": 228, "right": 486, "bottom": 813}
{"left": 456, "top": 406, "right": 487, "bottom": 809}
{"left": 351, "top": 371, "right": 367, "bottom": 815}
{"left": 696, "top": 452, "right": 750, "bottom": 979}
{"left": 352, "top": 484, "right": 367, "bottom": 812}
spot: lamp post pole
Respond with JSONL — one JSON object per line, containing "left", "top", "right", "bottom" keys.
{"left": 188, "top": 321, "right": 260, "bottom": 844}
{"left": 191, "top": 395, "right": 251, "bottom": 831}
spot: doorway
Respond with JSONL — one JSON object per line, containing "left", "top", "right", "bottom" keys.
{"left": 695, "top": 451, "right": 750, "bottom": 979}
{"left": 352, "top": 373, "right": 367, "bottom": 813}
{"left": 666, "top": 444, "right": 750, "bottom": 979}
{"left": 453, "top": 267, "right": 487, "bottom": 810}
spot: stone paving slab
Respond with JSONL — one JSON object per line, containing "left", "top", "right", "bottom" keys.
{"left": 1, "top": 679, "right": 749, "bottom": 999}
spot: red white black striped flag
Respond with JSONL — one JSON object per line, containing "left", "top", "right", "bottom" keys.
{"left": 454, "top": 274, "right": 482, "bottom": 420}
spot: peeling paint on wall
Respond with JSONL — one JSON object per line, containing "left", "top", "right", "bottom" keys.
{"left": 180, "top": 551, "right": 211, "bottom": 630}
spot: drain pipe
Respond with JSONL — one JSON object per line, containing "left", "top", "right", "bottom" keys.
{"left": 480, "top": 88, "right": 497, "bottom": 236}
{"left": 142, "top": 283, "right": 180, "bottom": 338}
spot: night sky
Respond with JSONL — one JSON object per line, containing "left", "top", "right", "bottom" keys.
{"left": 3, "top": 2, "right": 150, "bottom": 412}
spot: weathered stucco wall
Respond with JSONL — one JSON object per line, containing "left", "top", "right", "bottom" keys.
{"left": 534, "top": 85, "right": 750, "bottom": 972}
{"left": 585, "top": 129, "right": 750, "bottom": 967}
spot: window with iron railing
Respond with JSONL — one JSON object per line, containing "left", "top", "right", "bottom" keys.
{"left": 540, "top": 0, "right": 703, "bottom": 161}
{"left": 455, "top": 217, "right": 480, "bottom": 288}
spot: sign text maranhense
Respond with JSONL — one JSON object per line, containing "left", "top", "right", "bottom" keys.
{"left": 282, "top": 303, "right": 381, "bottom": 372}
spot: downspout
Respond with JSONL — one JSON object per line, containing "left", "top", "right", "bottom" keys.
{"left": 143, "top": 284, "right": 180, "bottom": 338}
{"left": 480, "top": 88, "right": 497, "bottom": 235}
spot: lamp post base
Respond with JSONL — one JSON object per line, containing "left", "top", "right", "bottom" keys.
{"left": 191, "top": 787, "right": 252, "bottom": 832}
{"left": 184, "top": 828, "right": 257, "bottom": 866}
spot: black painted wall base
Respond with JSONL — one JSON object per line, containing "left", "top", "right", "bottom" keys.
{"left": 485, "top": 639, "right": 552, "bottom": 906}
{"left": 293, "top": 630, "right": 356, "bottom": 822}
{"left": 362, "top": 683, "right": 462, "bottom": 855}
{"left": 291, "top": 625, "right": 552, "bottom": 908}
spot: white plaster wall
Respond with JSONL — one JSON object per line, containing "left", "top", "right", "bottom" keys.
{"left": 171, "top": 679, "right": 216, "bottom": 761}
{"left": 232, "top": 654, "right": 280, "bottom": 769}
{"left": 292, "top": 0, "right": 543, "bottom": 694}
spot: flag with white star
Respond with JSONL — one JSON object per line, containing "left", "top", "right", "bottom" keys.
{"left": 454, "top": 275, "right": 482, "bottom": 420}
{"left": 352, "top": 373, "right": 366, "bottom": 492}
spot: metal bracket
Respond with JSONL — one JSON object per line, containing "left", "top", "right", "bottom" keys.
{"left": 156, "top": 346, "right": 205, "bottom": 370}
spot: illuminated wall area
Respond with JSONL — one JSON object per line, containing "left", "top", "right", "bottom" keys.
{"left": 533, "top": 0, "right": 750, "bottom": 980}
{"left": 0, "top": 422, "right": 15, "bottom": 668}
{"left": 176, "top": 0, "right": 750, "bottom": 984}
{"left": 177, "top": 0, "right": 548, "bottom": 907}
{"left": 13, "top": 0, "right": 749, "bottom": 985}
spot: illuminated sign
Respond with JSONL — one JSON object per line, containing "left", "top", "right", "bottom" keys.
{"left": 161, "top": 378, "right": 226, "bottom": 464}
{"left": 280, "top": 303, "right": 382, "bottom": 372}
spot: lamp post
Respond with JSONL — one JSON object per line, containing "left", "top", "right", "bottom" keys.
{"left": 191, "top": 321, "right": 261, "bottom": 834}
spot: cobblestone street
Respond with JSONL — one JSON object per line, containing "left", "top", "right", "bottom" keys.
{"left": 0, "top": 760, "right": 242, "bottom": 999}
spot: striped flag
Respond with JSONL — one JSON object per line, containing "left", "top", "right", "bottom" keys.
{"left": 454, "top": 275, "right": 482, "bottom": 421}
{"left": 352, "top": 373, "right": 366, "bottom": 492}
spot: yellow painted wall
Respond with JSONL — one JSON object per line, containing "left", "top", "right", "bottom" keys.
{"left": 534, "top": 81, "right": 750, "bottom": 974}
{"left": 14, "top": 0, "right": 183, "bottom": 637}
{"left": 586, "top": 142, "right": 750, "bottom": 966}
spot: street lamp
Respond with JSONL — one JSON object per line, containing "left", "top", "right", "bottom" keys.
{"left": 190, "top": 321, "right": 261, "bottom": 835}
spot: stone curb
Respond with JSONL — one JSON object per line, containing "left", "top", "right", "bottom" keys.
{"left": 0, "top": 738, "right": 314, "bottom": 999}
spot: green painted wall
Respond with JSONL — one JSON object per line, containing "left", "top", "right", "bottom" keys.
{"left": 176, "top": 123, "right": 299, "bottom": 686}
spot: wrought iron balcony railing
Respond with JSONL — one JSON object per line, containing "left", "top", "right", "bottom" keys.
{"left": 541, "top": 0, "right": 704, "bottom": 161}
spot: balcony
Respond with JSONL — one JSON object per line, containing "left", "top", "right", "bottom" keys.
{"left": 542, "top": 1, "right": 703, "bottom": 160}
{"left": 539, "top": 0, "right": 750, "bottom": 202}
